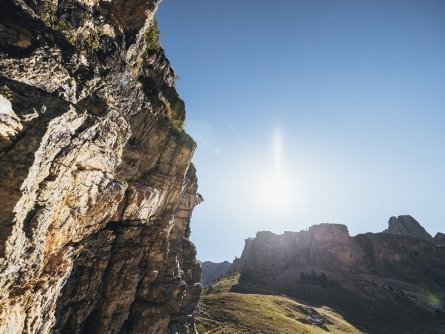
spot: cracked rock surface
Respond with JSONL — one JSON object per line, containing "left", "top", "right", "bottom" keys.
{"left": 0, "top": 1, "right": 202, "bottom": 333}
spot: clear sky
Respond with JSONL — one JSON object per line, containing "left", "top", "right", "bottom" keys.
{"left": 157, "top": 0, "right": 445, "bottom": 262}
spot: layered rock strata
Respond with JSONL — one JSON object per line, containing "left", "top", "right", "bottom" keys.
{"left": 0, "top": 1, "right": 202, "bottom": 333}
{"left": 235, "top": 218, "right": 445, "bottom": 333}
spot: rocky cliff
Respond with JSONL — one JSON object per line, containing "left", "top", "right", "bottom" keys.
{"left": 234, "top": 217, "right": 445, "bottom": 333}
{"left": 0, "top": 1, "right": 202, "bottom": 333}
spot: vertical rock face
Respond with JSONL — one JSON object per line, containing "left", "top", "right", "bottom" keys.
{"left": 235, "top": 224, "right": 366, "bottom": 275}
{"left": 0, "top": 1, "right": 202, "bottom": 333}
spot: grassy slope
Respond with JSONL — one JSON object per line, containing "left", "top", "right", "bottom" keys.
{"left": 196, "top": 274, "right": 362, "bottom": 334}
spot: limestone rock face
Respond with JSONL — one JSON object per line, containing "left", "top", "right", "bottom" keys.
{"left": 383, "top": 215, "right": 433, "bottom": 241}
{"left": 235, "top": 219, "right": 445, "bottom": 333}
{"left": 0, "top": 1, "right": 201, "bottom": 333}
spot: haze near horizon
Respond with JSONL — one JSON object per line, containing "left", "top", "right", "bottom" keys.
{"left": 157, "top": 0, "right": 445, "bottom": 262}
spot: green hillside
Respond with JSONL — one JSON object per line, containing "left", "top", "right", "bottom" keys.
{"left": 196, "top": 274, "right": 362, "bottom": 334}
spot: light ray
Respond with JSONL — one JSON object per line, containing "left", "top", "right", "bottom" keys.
{"left": 220, "top": 112, "right": 252, "bottom": 156}
{"left": 254, "top": 126, "right": 296, "bottom": 213}
{"left": 273, "top": 127, "right": 283, "bottom": 177}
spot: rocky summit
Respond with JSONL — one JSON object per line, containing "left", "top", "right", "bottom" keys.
{"left": 383, "top": 215, "right": 434, "bottom": 241}
{"left": 233, "top": 217, "right": 445, "bottom": 334}
{"left": 0, "top": 1, "right": 201, "bottom": 333}
{"left": 435, "top": 232, "right": 445, "bottom": 246}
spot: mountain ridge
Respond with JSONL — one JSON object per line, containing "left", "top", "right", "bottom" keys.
{"left": 201, "top": 215, "right": 445, "bottom": 333}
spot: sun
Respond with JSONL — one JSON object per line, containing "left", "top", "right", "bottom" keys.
{"left": 259, "top": 173, "right": 293, "bottom": 211}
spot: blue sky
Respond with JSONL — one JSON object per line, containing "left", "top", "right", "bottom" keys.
{"left": 157, "top": 0, "right": 445, "bottom": 262}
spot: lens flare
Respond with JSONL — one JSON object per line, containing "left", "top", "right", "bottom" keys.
{"left": 255, "top": 127, "right": 296, "bottom": 212}
{"left": 273, "top": 127, "right": 283, "bottom": 178}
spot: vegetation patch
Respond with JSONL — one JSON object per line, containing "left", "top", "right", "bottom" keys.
{"left": 196, "top": 273, "right": 361, "bottom": 334}
{"left": 34, "top": 1, "right": 102, "bottom": 53}
{"left": 159, "top": 95, "right": 184, "bottom": 133}
{"left": 145, "top": 19, "right": 160, "bottom": 51}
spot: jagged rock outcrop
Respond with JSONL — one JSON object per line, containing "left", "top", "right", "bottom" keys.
{"left": 434, "top": 232, "right": 445, "bottom": 246}
{"left": 0, "top": 1, "right": 202, "bottom": 333}
{"left": 384, "top": 215, "right": 433, "bottom": 241}
{"left": 234, "top": 218, "right": 445, "bottom": 334}
{"left": 200, "top": 261, "right": 232, "bottom": 286}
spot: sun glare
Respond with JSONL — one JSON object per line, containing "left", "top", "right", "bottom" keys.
{"left": 260, "top": 174, "right": 293, "bottom": 211}
{"left": 255, "top": 128, "right": 296, "bottom": 212}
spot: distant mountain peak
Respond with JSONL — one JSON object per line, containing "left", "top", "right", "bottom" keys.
{"left": 200, "top": 261, "right": 233, "bottom": 286}
{"left": 383, "top": 215, "right": 433, "bottom": 241}
{"left": 434, "top": 232, "right": 445, "bottom": 246}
